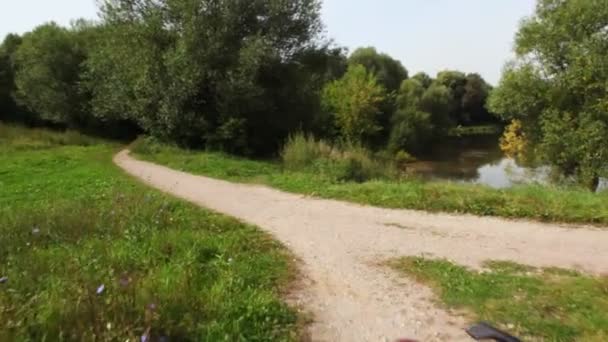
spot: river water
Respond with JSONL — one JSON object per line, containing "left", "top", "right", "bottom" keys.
{"left": 406, "top": 135, "right": 607, "bottom": 191}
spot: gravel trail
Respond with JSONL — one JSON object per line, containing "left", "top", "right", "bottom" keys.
{"left": 115, "top": 150, "right": 608, "bottom": 341}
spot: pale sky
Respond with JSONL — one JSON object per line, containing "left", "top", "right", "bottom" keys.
{"left": 0, "top": 0, "right": 536, "bottom": 84}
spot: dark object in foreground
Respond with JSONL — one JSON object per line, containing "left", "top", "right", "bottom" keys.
{"left": 466, "top": 322, "right": 521, "bottom": 342}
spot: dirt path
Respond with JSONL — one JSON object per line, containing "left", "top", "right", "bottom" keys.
{"left": 115, "top": 150, "right": 608, "bottom": 342}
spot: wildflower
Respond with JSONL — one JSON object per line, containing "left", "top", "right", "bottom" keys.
{"left": 0, "top": 276, "right": 8, "bottom": 284}
{"left": 118, "top": 274, "right": 130, "bottom": 288}
{"left": 96, "top": 284, "right": 105, "bottom": 295}
{"left": 32, "top": 227, "right": 41, "bottom": 235}
{"left": 147, "top": 303, "right": 157, "bottom": 312}
{"left": 140, "top": 333, "right": 149, "bottom": 342}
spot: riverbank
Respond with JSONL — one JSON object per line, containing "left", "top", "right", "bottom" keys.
{"left": 131, "top": 138, "right": 608, "bottom": 226}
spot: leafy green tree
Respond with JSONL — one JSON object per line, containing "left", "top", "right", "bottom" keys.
{"left": 347, "top": 47, "right": 408, "bottom": 147}
{"left": 462, "top": 73, "right": 494, "bottom": 124}
{"left": 348, "top": 47, "right": 408, "bottom": 93}
{"left": 411, "top": 72, "right": 433, "bottom": 89}
{"left": 389, "top": 79, "right": 452, "bottom": 153}
{"left": 0, "top": 34, "right": 23, "bottom": 121}
{"left": 435, "top": 70, "right": 466, "bottom": 124}
{"left": 488, "top": 0, "right": 608, "bottom": 190}
{"left": 87, "top": 0, "right": 326, "bottom": 154}
{"left": 13, "top": 23, "right": 87, "bottom": 126}
{"left": 388, "top": 108, "right": 433, "bottom": 153}
{"left": 322, "top": 64, "right": 386, "bottom": 144}
{"left": 419, "top": 83, "right": 453, "bottom": 133}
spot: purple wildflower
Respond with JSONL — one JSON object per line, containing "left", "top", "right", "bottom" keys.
{"left": 140, "top": 333, "right": 149, "bottom": 342}
{"left": 96, "top": 284, "right": 105, "bottom": 295}
{"left": 0, "top": 276, "right": 8, "bottom": 284}
{"left": 147, "top": 303, "right": 157, "bottom": 312}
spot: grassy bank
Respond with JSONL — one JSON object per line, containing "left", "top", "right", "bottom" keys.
{"left": 0, "top": 124, "right": 299, "bottom": 340}
{"left": 389, "top": 257, "right": 608, "bottom": 341}
{"left": 131, "top": 138, "right": 608, "bottom": 225}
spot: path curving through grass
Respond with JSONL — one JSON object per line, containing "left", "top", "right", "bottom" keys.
{"left": 116, "top": 149, "right": 608, "bottom": 341}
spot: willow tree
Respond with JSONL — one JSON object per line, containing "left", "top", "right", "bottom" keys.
{"left": 87, "top": 0, "right": 326, "bottom": 154}
{"left": 488, "top": 0, "right": 608, "bottom": 190}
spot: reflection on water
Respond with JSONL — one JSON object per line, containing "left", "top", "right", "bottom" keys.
{"left": 406, "top": 135, "right": 551, "bottom": 189}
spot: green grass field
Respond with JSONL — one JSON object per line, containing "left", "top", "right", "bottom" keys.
{"left": 0, "top": 124, "right": 299, "bottom": 341}
{"left": 132, "top": 139, "right": 608, "bottom": 226}
{"left": 389, "top": 257, "right": 608, "bottom": 341}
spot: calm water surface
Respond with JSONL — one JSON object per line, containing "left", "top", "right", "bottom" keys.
{"left": 407, "top": 136, "right": 606, "bottom": 191}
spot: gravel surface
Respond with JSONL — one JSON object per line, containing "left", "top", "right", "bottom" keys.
{"left": 115, "top": 150, "right": 608, "bottom": 342}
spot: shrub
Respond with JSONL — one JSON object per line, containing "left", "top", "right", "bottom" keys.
{"left": 281, "top": 133, "right": 335, "bottom": 171}
{"left": 130, "top": 136, "right": 173, "bottom": 156}
{"left": 281, "top": 132, "right": 395, "bottom": 182}
{"left": 395, "top": 150, "right": 416, "bottom": 165}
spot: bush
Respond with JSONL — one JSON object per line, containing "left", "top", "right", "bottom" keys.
{"left": 395, "top": 150, "right": 416, "bottom": 165}
{"left": 130, "top": 136, "right": 178, "bottom": 156}
{"left": 281, "top": 132, "right": 395, "bottom": 182}
{"left": 281, "top": 133, "right": 335, "bottom": 171}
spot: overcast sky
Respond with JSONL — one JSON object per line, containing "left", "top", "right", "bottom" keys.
{"left": 0, "top": 0, "right": 536, "bottom": 84}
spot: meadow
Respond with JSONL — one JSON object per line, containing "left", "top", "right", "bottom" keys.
{"left": 0, "top": 124, "right": 299, "bottom": 341}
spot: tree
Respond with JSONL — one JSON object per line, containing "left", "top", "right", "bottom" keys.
{"left": 347, "top": 47, "right": 408, "bottom": 147}
{"left": 462, "top": 73, "right": 493, "bottom": 124}
{"left": 488, "top": 0, "right": 608, "bottom": 190}
{"left": 13, "top": 23, "right": 87, "bottom": 126}
{"left": 0, "top": 34, "right": 22, "bottom": 121}
{"left": 419, "top": 83, "right": 453, "bottom": 133}
{"left": 322, "top": 64, "right": 386, "bottom": 144}
{"left": 411, "top": 72, "right": 432, "bottom": 89}
{"left": 435, "top": 70, "right": 467, "bottom": 124}
{"left": 388, "top": 79, "right": 452, "bottom": 153}
{"left": 86, "top": 0, "right": 326, "bottom": 154}
{"left": 348, "top": 47, "right": 408, "bottom": 93}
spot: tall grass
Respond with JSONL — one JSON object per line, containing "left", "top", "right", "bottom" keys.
{"left": 0, "top": 125, "right": 299, "bottom": 340}
{"left": 281, "top": 132, "right": 396, "bottom": 182}
{"left": 0, "top": 122, "right": 101, "bottom": 151}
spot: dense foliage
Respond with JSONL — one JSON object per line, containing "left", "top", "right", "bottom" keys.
{"left": 0, "top": 0, "right": 502, "bottom": 158}
{"left": 489, "top": 0, "right": 608, "bottom": 189}
{"left": 13, "top": 23, "right": 88, "bottom": 126}
{"left": 322, "top": 64, "right": 386, "bottom": 144}
{"left": 86, "top": 0, "right": 336, "bottom": 154}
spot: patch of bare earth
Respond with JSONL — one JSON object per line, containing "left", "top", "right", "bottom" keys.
{"left": 115, "top": 150, "right": 608, "bottom": 342}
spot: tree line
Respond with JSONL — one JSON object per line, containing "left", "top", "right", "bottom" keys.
{"left": 0, "top": 0, "right": 496, "bottom": 155}
{"left": 0, "top": 0, "right": 605, "bottom": 189}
